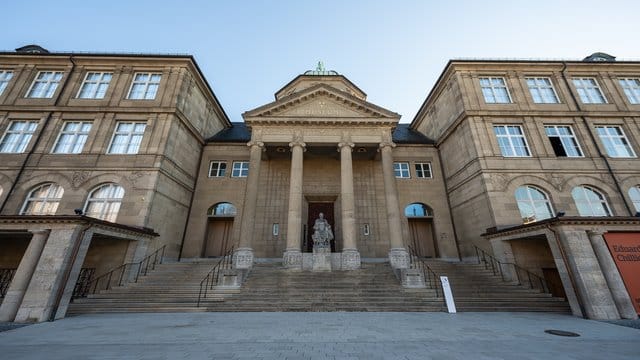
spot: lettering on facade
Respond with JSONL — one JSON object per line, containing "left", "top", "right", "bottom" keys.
{"left": 604, "top": 232, "right": 640, "bottom": 314}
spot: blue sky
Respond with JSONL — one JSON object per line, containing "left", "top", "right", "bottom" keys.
{"left": 5, "top": 0, "right": 640, "bottom": 123}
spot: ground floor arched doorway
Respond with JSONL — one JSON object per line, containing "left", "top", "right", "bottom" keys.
{"left": 405, "top": 202, "right": 438, "bottom": 258}
{"left": 204, "top": 202, "right": 236, "bottom": 257}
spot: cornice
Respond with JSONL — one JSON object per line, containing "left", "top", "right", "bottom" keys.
{"left": 482, "top": 216, "right": 640, "bottom": 239}
{"left": 0, "top": 215, "right": 158, "bottom": 237}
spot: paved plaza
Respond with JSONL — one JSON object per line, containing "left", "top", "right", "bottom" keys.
{"left": 0, "top": 312, "right": 638, "bottom": 359}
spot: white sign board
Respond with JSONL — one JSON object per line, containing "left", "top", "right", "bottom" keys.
{"left": 440, "top": 276, "right": 457, "bottom": 313}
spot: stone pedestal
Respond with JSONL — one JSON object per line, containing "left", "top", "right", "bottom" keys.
{"left": 233, "top": 248, "right": 254, "bottom": 269}
{"left": 389, "top": 248, "right": 409, "bottom": 270}
{"left": 283, "top": 249, "right": 303, "bottom": 270}
{"left": 341, "top": 248, "right": 361, "bottom": 270}
{"left": 312, "top": 247, "right": 332, "bottom": 272}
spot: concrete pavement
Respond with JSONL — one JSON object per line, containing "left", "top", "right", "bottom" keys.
{"left": 0, "top": 312, "right": 638, "bottom": 359}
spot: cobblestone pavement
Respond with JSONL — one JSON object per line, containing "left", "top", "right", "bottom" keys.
{"left": 0, "top": 312, "right": 638, "bottom": 359}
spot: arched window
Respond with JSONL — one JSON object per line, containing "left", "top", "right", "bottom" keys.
{"left": 629, "top": 186, "right": 640, "bottom": 213}
{"left": 571, "top": 186, "right": 612, "bottom": 216}
{"left": 404, "top": 203, "right": 433, "bottom": 217}
{"left": 515, "top": 185, "right": 554, "bottom": 222}
{"left": 21, "top": 183, "right": 64, "bottom": 215}
{"left": 208, "top": 202, "right": 237, "bottom": 216}
{"left": 83, "top": 183, "right": 124, "bottom": 222}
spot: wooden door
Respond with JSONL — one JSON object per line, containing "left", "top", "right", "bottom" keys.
{"left": 542, "top": 268, "right": 567, "bottom": 299}
{"left": 408, "top": 219, "right": 437, "bottom": 258}
{"left": 204, "top": 218, "right": 233, "bottom": 257}
{"left": 306, "top": 203, "right": 335, "bottom": 252}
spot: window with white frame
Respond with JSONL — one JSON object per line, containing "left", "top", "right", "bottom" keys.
{"left": 107, "top": 122, "right": 146, "bottom": 154}
{"left": 544, "top": 125, "right": 583, "bottom": 157}
{"left": 572, "top": 78, "right": 607, "bottom": 104}
{"left": 27, "top": 71, "right": 64, "bottom": 98}
{"left": 231, "top": 161, "right": 249, "bottom": 177}
{"left": 526, "top": 77, "right": 559, "bottom": 104}
{"left": 493, "top": 125, "right": 531, "bottom": 157}
{"left": 208, "top": 161, "right": 227, "bottom": 177}
{"left": 127, "top": 73, "right": 161, "bottom": 100}
{"left": 52, "top": 121, "right": 92, "bottom": 154}
{"left": 77, "top": 72, "right": 112, "bottom": 99}
{"left": 595, "top": 126, "right": 636, "bottom": 157}
{"left": 415, "top": 163, "right": 432, "bottom": 178}
{"left": 619, "top": 78, "right": 640, "bottom": 104}
{"left": 0, "top": 70, "right": 13, "bottom": 96}
{"left": 393, "top": 162, "right": 410, "bottom": 178}
{"left": 479, "top": 77, "right": 512, "bottom": 103}
{"left": 571, "top": 185, "right": 612, "bottom": 216}
{"left": 629, "top": 186, "right": 640, "bottom": 213}
{"left": 83, "top": 183, "right": 125, "bottom": 222}
{"left": 20, "top": 183, "right": 64, "bottom": 215}
{"left": 515, "top": 185, "right": 554, "bottom": 222}
{"left": 0, "top": 121, "right": 38, "bottom": 153}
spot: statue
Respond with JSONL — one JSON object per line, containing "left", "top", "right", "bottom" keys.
{"left": 311, "top": 212, "right": 333, "bottom": 249}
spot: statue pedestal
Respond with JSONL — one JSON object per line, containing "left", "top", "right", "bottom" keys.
{"left": 312, "top": 246, "right": 332, "bottom": 272}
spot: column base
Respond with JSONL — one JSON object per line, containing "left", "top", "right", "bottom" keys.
{"left": 341, "top": 248, "right": 361, "bottom": 270}
{"left": 389, "top": 248, "right": 409, "bottom": 269}
{"left": 283, "top": 249, "right": 303, "bottom": 270}
{"left": 233, "top": 248, "right": 254, "bottom": 269}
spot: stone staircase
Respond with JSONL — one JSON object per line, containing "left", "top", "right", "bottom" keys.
{"left": 67, "top": 259, "right": 570, "bottom": 315}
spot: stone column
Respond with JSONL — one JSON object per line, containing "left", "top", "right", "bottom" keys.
{"left": 339, "top": 141, "right": 360, "bottom": 270}
{"left": 283, "top": 140, "right": 306, "bottom": 269}
{"left": 379, "top": 141, "right": 409, "bottom": 269}
{"left": 235, "top": 140, "right": 264, "bottom": 269}
{"left": 0, "top": 230, "right": 49, "bottom": 322}
{"left": 587, "top": 229, "right": 638, "bottom": 319}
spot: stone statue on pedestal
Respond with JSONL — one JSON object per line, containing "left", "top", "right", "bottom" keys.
{"left": 311, "top": 213, "right": 333, "bottom": 249}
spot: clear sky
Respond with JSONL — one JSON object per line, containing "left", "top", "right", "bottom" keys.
{"left": 4, "top": 0, "right": 640, "bottom": 123}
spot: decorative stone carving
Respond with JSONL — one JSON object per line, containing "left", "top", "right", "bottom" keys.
{"left": 72, "top": 171, "right": 91, "bottom": 188}
{"left": 490, "top": 173, "right": 510, "bottom": 192}
{"left": 389, "top": 248, "right": 409, "bottom": 269}
{"left": 547, "top": 174, "right": 564, "bottom": 191}
{"left": 341, "top": 249, "right": 361, "bottom": 270}
{"left": 311, "top": 213, "right": 333, "bottom": 249}
{"left": 127, "top": 171, "right": 144, "bottom": 187}
{"left": 233, "top": 248, "right": 254, "bottom": 269}
{"left": 283, "top": 249, "right": 302, "bottom": 269}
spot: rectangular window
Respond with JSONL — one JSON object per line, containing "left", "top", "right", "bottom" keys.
{"left": 596, "top": 126, "right": 636, "bottom": 157}
{"left": 27, "top": 71, "right": 64, "bottom": 98}
{"left": 0, "top": 70, "right": 13, "bottom": 96}
{"left": 0, "top": 121, "right": 38, "bottom": 153}
{"left": 619, "top": 78, "right": 640, "bottom": 104}
{"left": 231, "top": 161, "right": 249, "bottom": 177}
{"left": 77, "top": 72, "right": 112, "bottom": 99}
{"left": 127, "top": 72, "right": 162, "bottom": 100}
{"left": 415, "top": 163, "right": 432, "bottom": 178}
{"left": 52, "top": 121, "right": 92, "bottom": 154}
{"left": 393, "top": 162, "right": 410, "bottom": 178}
{"left": 572, "top": 77, "right": 607, "bottom": 104}
{"left": 479, "top": 77, "right": 512, "bottom": 103}
{"left": 107, "top": 122, "right": 146, "bottom": 154}
{"left": 526, "top": 77, "right": 559, "bottom": 104}
{"left": 493, "top": 125, "right": 531, "bottom": 157}
{"left": 208, "top": 161, "right": 227, "bottom": 177}
{"left": 544, "top": 125, "right": 583, "bottom": 157}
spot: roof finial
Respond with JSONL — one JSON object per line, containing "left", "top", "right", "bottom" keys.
{"left": 316, "top": 61, "right": 325, "bottom": 72}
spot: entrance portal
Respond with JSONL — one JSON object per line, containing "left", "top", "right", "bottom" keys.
{"left": 204, "top": 219, "right": 233, "bottom": 257}
{"left": 306, "top": 202, "right": 335, "bottom": 252}
{"left": 408, "top": 219, "right": 437, "bottom": 258}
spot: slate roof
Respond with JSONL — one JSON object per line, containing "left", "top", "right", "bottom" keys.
{"left": 206, "top": 122, "right": 434, "bottom": 145}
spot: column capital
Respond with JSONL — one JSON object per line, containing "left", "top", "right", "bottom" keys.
{"left": 247, "top": 140, "right": 264, "bottom": 149}
{"left": 587, "top": 228, "right": 607, "bottom": 236}
{"left": 337, "top": 142, "right": 354, "bottom": 152}
{"left": 289, "top": 140, "right": 306, "bottom": 150}
{"left": 378, "top": 141, "right": 396, "bottom": 151}
{"left": 28, "top": 229, "right": 51, "bottom": 236}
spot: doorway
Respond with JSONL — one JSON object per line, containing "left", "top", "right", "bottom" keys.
{"left": 408, "top": 219, "right": 437, "bottom": 258}
{"left": 204, "top": 219, "right": 233, "bottom": 257}
{"left": 542, "top": 268, "right": 567, "bottom": 299}
{"left": 306, "top": 202, "right": 335, "bottom": 252}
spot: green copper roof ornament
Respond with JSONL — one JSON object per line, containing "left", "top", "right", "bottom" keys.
{"left": 304, "top": 61, "right": 338, "bottom": 76}
{"left": 316, "top": 61, "right": 325, "bottom": 72}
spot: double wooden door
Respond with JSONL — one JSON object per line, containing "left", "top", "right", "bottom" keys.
{"left": 408, "top": 219, "right": 437, "bottom": 258}
{"left": 204, "top": 218, "right": 233, "bottom": 257}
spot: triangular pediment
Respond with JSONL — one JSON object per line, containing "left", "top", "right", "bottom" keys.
{"left": 243, "top": 84, "right": 400, "bottom": 123}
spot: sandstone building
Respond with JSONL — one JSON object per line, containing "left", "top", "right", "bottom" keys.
{"left": 0, "top": 46, "right": 638, "bottom": 322}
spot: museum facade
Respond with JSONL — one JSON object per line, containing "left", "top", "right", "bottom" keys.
{"left": 0, "top": 46, "right": 638, "bottom": 321}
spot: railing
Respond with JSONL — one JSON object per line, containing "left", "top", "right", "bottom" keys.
{"left": 1, "top": 268, "right": 17, "bottom": 298}
{"left": 407, "top": 245, "right": 441, "bottom": 298}
{"left": 72, "top": 268, "right": 96, "bottom": 299}
{"left": 197, "top": 246, "right": 236, "bottom": 307}
{"left": 72, "top": 245, "right": 166, "bottom": 299}
{"left": 474, "top": 245, "right": 549, "bottom": 293}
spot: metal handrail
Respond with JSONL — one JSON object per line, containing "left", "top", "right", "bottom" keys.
{"left": 407, "top": 245, "right": 442, "bottom": 298}
{"left": 197, "top": 245, "right": 236, "bottom": 307}
{"left": 474, "top": 245, "right": 549, "bottom": 293}
{"left": 1, "top": 268, "right": 17, "bottom": 298}
{"left": 72, "top": 245, "right": 166, "bottom": 299}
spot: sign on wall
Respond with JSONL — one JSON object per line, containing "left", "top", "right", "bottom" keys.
{"left": 603, "top": 232, "right": 640, "bottom": 314}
